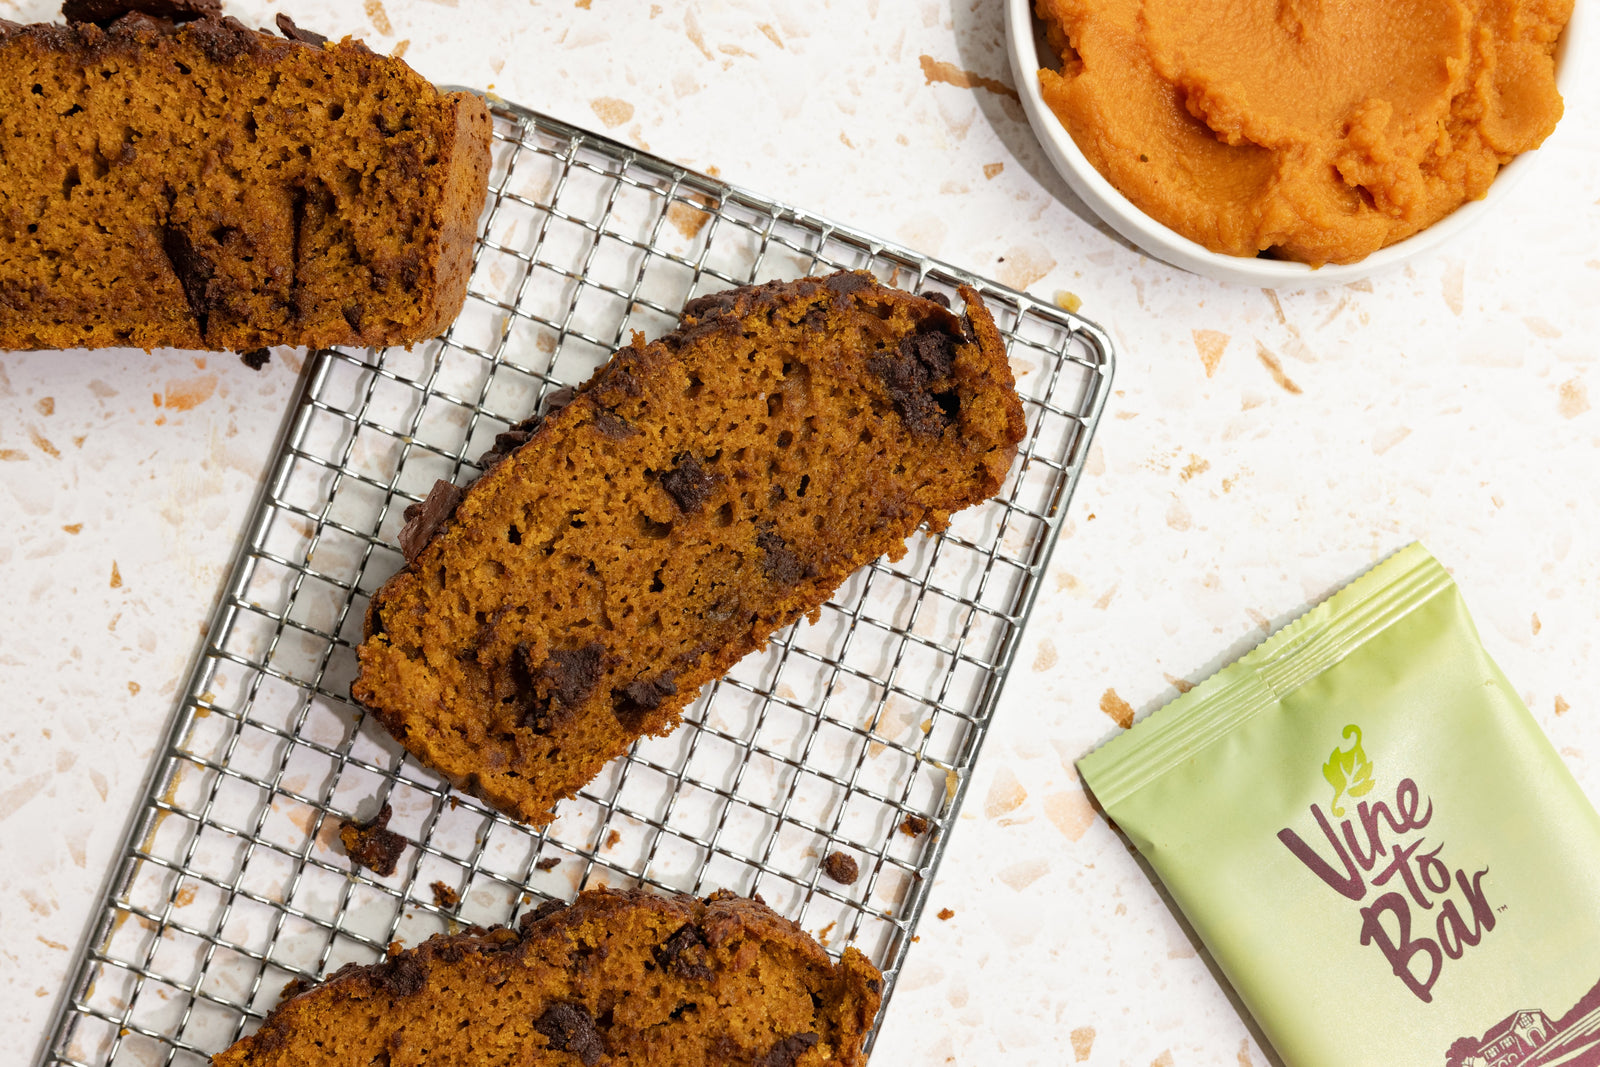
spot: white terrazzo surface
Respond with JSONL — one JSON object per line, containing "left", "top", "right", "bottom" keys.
{"left": 3, "top": 1, "right": 1598, "bottom": 1064}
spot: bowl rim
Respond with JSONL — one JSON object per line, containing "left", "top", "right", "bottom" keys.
{"left": 1004, "top": 0, "right": 1585, "bottom": 288}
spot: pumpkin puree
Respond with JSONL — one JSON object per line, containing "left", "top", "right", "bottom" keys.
{"left": 1035, "top": 0, "right": 1572, "bottom": 266}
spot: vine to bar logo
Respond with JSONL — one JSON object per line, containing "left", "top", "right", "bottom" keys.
{"left": 1277, "top": 725, "right": 1495, "bottom": 1003}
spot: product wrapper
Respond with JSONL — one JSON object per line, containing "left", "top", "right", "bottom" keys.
{"left": 1080, "top": 544, "right": 1600, "bottom": 1067}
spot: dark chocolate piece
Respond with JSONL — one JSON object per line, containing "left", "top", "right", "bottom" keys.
{"left": 823, "top": 271, "right": 874, "bottom": 297}
{"left": 61, "top": 0, "right": 221, "bottom": 26}
{"left": 653, "top": 924, "right": 713, "bottom": 982}
{"left": 514, "top": 642, "right": 606, "bottom": 734}
{"left": 518, "top": 897, "right": 567, "bottom": 933}
{"left": 612, "top": 673, "right": 677, "bottom": 729}
{"left": 273, "top": 11, "right": 325, "bottom": 46}
{"left": 161, "top": 225, "right": 218, "bottom": 337}
{"left": 369, "top": 954, "right": 426, "bottom": 997}
{"left": 533, "top": 1003, "right": 604, "bottom": 1066}
{"left": 659, "top": 453, "right": 714, "bottom": 514}
{"left": 867, "top": 326, "right": 962, "bottom": 438}
{"left": 756, "top": 528, "right": 811, "bottom": 585}
{"left": 397, "top": 479, "right": 464, "bottom": 562}
{"left": 759, "top": 1033, "right": 821, "bottom": 1067}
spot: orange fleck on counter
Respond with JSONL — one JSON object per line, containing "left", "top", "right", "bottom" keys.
{"left": 1034, "top": 0, "right": 1571, "bottom": 265}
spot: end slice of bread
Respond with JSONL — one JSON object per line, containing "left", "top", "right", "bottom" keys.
{"left": 0, "top": 12, "right": 490, "bottom": 351}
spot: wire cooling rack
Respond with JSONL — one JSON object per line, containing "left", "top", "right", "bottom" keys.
{"left": 35, "top": 93, "right": 1112, "bottom": 1067}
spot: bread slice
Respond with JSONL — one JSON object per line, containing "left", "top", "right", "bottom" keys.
{"left": 212, "top": 889, "right": 883, "bottom": 1067}
{"left": 353, "top": 271, "right": 1026, "bottom": 825}
{"left": 0, "top": 10, "right": 490, "bottom": 351}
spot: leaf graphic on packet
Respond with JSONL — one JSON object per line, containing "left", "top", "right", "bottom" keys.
{"left": 1324, "top": 725, "right": 1373, "bottom": 815}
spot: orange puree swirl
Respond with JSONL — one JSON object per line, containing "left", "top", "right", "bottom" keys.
{"left": 1036, "top": 0, "right": 1572, "bottom": 265}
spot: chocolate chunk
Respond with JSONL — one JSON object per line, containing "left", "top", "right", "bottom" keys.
{"left": 756, "top": 528, "right": 811, "bottom": 585}
{"left": 866, "top": 326, "right": 962, "bottom": 438}
{"left": 514, "top": 642, "right": 606, "bottom": 733}
{"left": 611, "top": 673, "right": 677, "bottom": 729}
{"left": 430, "top": 881, "right": 459, "bottom": 908}
{"left": 161, "top": 225, "right": 217, "bottom": 336}
{"left": 681, "top": 319, "right": 741, "bottom": 348}
{"left": 534, "top": 856, "right": 562, "bottom": 871}
{"left": 370, "top": 954, "right": 427, "bottom": 998}
{"left": 239, "top": 347, "right": 270, "bottom": 371}
{"left": 480, "top": 388, "right": 578, "bottom": 469}
{"left": 0, "top": 18, "right": 22, "bottom": 39}
{"left": 659, "top": 453, "right": 714, "bottom": 514}
{"left": 533, "top": 1003, "right": 604, "bottom": 1067}
{"left": 921, "top": 290, "right": 952, "bottom": 308}
{"left": 680, "top": 290, "right": 740, "bottom": 321}
{"left": 653, "top": 924, "right": 713, "bottom": 982}
{"left": 902, "top": 328, "right": 958, "bottom": 380}
{"left": 543, "top": 385, "right": 578, "bottom": 412}
{"left": 432, "top": 941, "right": 467, "bottom": 963}
{"left": 478, "top": 415, "right": 542, "bottom": 470}
{"left": 339, "top": 803, "right": 407, "bottom": 876}
{"left": 397, "top": 479, "right": 464, "bottom": 562}
{"left": 899, "top": 814, "right": 930, "bottom": 837}
{"left": 541, "top": 642, "right": 606, "bottom": 711}
{"left": 186, "top": 14, "right": 264, "bottom": 63}
{"left": 759, "top": 1033, "right": 821, "bottom": 1067}
{"left": 821, "top": 851, "right": 859, "bottom": 885}
{"left": 621, "top": 673, "right": 676, "bottom": 711}
{"left": 594, "top": 354, "right": 645, "bottom": 398}
{"left": 274, "top": 12, "right": 325, "bottom": 45}
{"left": 62, "top": 0, "right": 220, "bottom": 25}
{"left": 278, "top": 976, "right": 311, "bottom": 1001}
{"left": 518, "top": 898, "right": 567, "bottom": 934}
{"left": 591, "top": 410, "right": 635, "bottom": 440}
{"left": 823, "top": 271, "right": 875, "bottom": 297}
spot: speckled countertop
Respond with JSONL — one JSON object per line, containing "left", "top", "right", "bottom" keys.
{"left": 3, "top": 1, "right": 1598, "bottom": 1064}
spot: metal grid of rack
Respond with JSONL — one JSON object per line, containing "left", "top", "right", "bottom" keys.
{"left": 35, "top": 94, "right": 1113, "bottom": 1067}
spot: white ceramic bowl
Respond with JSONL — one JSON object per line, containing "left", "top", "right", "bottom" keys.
{"left": 1004, "top": 0, "right": 1584, "bottom": 287}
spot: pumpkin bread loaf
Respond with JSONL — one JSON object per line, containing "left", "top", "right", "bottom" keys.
{"left": 353, "top": 271, "right": 1026, "bottom": 825}
{"left": 212, "top": 888, "right": 883, "bottom": 1067}
{"left": 0, "top": 5, "right": 490, "bottom": 351}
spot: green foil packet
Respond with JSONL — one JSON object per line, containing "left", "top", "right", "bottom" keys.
{"left": 1079, "top": 544, "right": 1600, "bottom": 1067}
